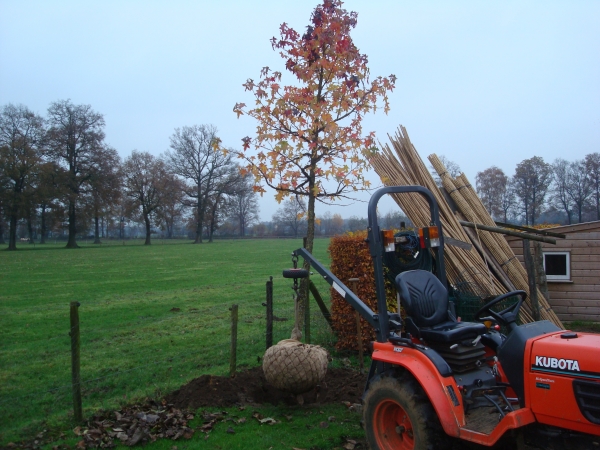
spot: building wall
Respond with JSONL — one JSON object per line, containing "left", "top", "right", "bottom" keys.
{"left": 505, "top": 221, "right": 600, "bottom": 323}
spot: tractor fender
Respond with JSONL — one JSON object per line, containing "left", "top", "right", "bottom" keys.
{"left": 371, "top": 341, "right": 464, "bottom": 437}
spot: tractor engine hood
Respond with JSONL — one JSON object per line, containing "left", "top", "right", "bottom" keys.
{"left": 530, "top": 331, "right": 600, "bottom": 380}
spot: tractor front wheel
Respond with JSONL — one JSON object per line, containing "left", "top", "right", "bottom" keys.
{"left": 363, "top": 373, "right": 448, "bottom": 450}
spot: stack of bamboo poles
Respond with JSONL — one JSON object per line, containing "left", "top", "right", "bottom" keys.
{"left": 371, "top": 125, "right": 563, "bottom": 328}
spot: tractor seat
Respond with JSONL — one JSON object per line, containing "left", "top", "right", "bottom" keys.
{"left": 395, "top": 270, "right": 487, "bottom": 343}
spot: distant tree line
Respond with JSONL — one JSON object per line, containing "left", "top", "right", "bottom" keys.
{"left": 0, "top": 101, "right": 262, "bottom": 250}
{"left": 0, "top": 101, "right": 408, "bottom": 249}
{"left": 471, "top": 154, "right": 600, "bottom": 226}
{"left": 269, "top": 196, "right": 411, "bottom": 238}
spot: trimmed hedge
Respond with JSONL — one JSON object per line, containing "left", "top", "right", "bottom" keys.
{"left": 328, "top": 232, "right": 396, "bottom": 351}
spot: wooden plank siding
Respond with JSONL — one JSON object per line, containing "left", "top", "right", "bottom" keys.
{"left": 505, "top": 221, "right": 600, "bottom": 323}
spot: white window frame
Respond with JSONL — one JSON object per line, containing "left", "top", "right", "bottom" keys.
{"left": 542, "top": 250, "right": 571, "bottom": 282}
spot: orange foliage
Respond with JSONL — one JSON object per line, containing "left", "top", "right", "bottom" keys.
{"left": 328, "top": 232, "right": 396, "bottom": 351}
{"left": 233, "top": 0, "right": 396, "bottom": 205}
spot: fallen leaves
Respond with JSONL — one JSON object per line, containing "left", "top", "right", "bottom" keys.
{"left": 251, "top": 411, "right": 279, "bottom": 425}
{"left": 70, "top": 400, "right": 195, "bottom": 448}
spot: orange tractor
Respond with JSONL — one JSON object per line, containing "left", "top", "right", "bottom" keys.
{"left": 289, "top": 186, "right": 600, "bottom": 449}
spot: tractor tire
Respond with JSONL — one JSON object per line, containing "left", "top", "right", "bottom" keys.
{"left": 363, "top": 372, "right": 449, "bottom": 450}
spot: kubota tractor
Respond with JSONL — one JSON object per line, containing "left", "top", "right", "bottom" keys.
{"left": 288, "top": 186, "right": 600, "bottom": 450}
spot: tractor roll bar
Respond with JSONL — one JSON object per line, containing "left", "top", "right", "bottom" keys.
{"left": 294, "top": 186, "right": 446, "bottom": 343}
{"left": 367, "top": 186, "right": 447, "bottom": 341}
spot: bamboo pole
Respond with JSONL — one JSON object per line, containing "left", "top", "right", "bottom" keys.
{"left": 459, "top": 221, "right": 557, "bottom": 244}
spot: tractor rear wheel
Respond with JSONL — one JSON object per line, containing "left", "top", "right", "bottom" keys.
{"left": 363, "top": 373, "right": 448, "bottom": 450}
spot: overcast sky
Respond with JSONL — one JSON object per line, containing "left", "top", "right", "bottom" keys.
{"left": 1, "top": 1, "right": 598, "bottom": 221}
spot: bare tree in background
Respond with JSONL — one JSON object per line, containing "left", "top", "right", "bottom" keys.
{"left": 88, "top": 146, "right": 121, "bottom": 244}
{"left": 123, "top": 151, "right": 169, "bottom": 245}
{"left": 346, "top": 215, "right": 367, "bottom": 232}
{"left": 513, "top": 156, "right": 552, "bottom": 225}
{"left": 585, "top": 153, "right": 600, "bottom": 220}
{"left": 204, "top": 164, "right": 241, "bottom": 242}
{"left": 36, "top": 161, "right": 63, "bottom": 244}
{"left": 272, "top": 197, "right": 307, "bottom": 238}
{"left": 0, "top": 104, "right": 46, "bottom": 250}
{"left": 0, "top": 186, "right": 6, "bottom": 244}
{"left": 499, "top": 179, "right": 517, "bottom": 223}
{"left": 166, "top": 124, "right": 234, "bottom": 244}
{"left": 551, "top": 158, "right": 574, "bottom": 224}
{"left": 380, "top": 210, "right": 411, "bottom": 229}
{"left": 567, "top": 159, "right": 592, "bottom": 223}
{"left": 227, "top": 172, "right": 259, "bottom": 236}
{"left": 329, "top": 213, "right": 345, "bottom": 235}
{"left": 46, "top": 100, "right": 105, "bottom": 248}
{"left": 319, "top": 211, "right": 332, "bottom": 236}
{"left": 552, "top": 158, "right": 592, "bottom": 224}
{"left": 476, "top": 166, "right": 508, "bottom": 220}
{"left": 155, "top": 175, "right": 185, "bottom": 239}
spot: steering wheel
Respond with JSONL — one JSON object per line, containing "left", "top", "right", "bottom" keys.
{"left": 474, "top": 290, "right": 526, "bottom": 328}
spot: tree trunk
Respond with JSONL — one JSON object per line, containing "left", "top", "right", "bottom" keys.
{"left": 144, "top": 213, "right": 152, "bottom": 245}
{"left": 167, "top": 219, "right": 173, "bottom": 239}
{"left": 292, "top": 171, "right": 317, "bottom": 341}
{"left": 27, "top": 214, "right": 34, "bottom": 243}
{"left": 8, "top": 212, "right": 17, "bottom": 250}
{"left": 93, "top": 215, "right": 101, "bottom": 244}
{"left": 194, "top": 184, "right": 203, "bottom": 243}
{"left": 66, "top": 199, "right": 79, "bottom": 248}
{"left": 40, "top": 205, "right": 47, "bottom": 244}
{"left": 208, "top": 197, "right": 221, "bottom": 243}
{"left": 0, "top": 213, "right": 5, "bottom": 245}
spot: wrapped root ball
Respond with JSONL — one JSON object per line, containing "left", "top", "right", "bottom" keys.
{"left": 262, "top": 339, "right": 329, "bottom": 394}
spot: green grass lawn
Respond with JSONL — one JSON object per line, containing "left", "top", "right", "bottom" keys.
{"left": 0, "top": 238, "right": 365, "bottom": 448}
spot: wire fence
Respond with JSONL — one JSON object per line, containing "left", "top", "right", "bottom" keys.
{"left": 0, "top": 286, "right": 363, "bottom": 444}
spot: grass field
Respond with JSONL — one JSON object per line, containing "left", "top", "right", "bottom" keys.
{"left": 1, "top": 238, "right": 365, "bottom": 448}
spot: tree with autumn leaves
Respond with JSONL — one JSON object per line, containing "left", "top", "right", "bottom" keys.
{"left": 234, "top": 0, "right": 395, "bottom": 339}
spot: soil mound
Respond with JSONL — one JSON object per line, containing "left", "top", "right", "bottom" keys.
{"left": 166, "top": 366, "right": 367, "bottom": 410}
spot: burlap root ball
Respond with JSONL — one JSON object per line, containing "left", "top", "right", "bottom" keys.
{"left": 262, "top": 339, "right": 329, "bottom": 394}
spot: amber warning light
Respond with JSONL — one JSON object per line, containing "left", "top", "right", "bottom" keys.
{"left": 418, "top": 226, "right": 440, "bottom": 248}
{"left": 382, "top": 230, "right": 395, "bottom": 252}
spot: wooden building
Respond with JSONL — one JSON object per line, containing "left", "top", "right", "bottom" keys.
{"left": 505, "top": 221, "right": 600, "bottom": 323}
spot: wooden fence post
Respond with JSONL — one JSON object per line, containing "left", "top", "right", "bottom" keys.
{"left": 70, "top": 301, "right": 83, "bottom": 422}
{"left": 348, "top": 278, "right": 364, "bottom": 373}
{"left": 532, "top": 241, "right": 550, "bottom": 303}
{"left": 523, "top": 240, "right": 541, "bottom": 321}
{"left": 264, "top": 277, "right": 273, "bottom": 350}
{"left": 230, "top": 304, "right": 238, "bottom": 377}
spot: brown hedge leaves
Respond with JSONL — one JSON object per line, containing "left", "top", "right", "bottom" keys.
{"left": 328, "top": 232, "right": 396, "bottom": 351}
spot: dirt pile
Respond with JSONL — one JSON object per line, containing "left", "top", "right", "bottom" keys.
{"left": 166, "top": 366, "right": 367, "bottom": 410}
